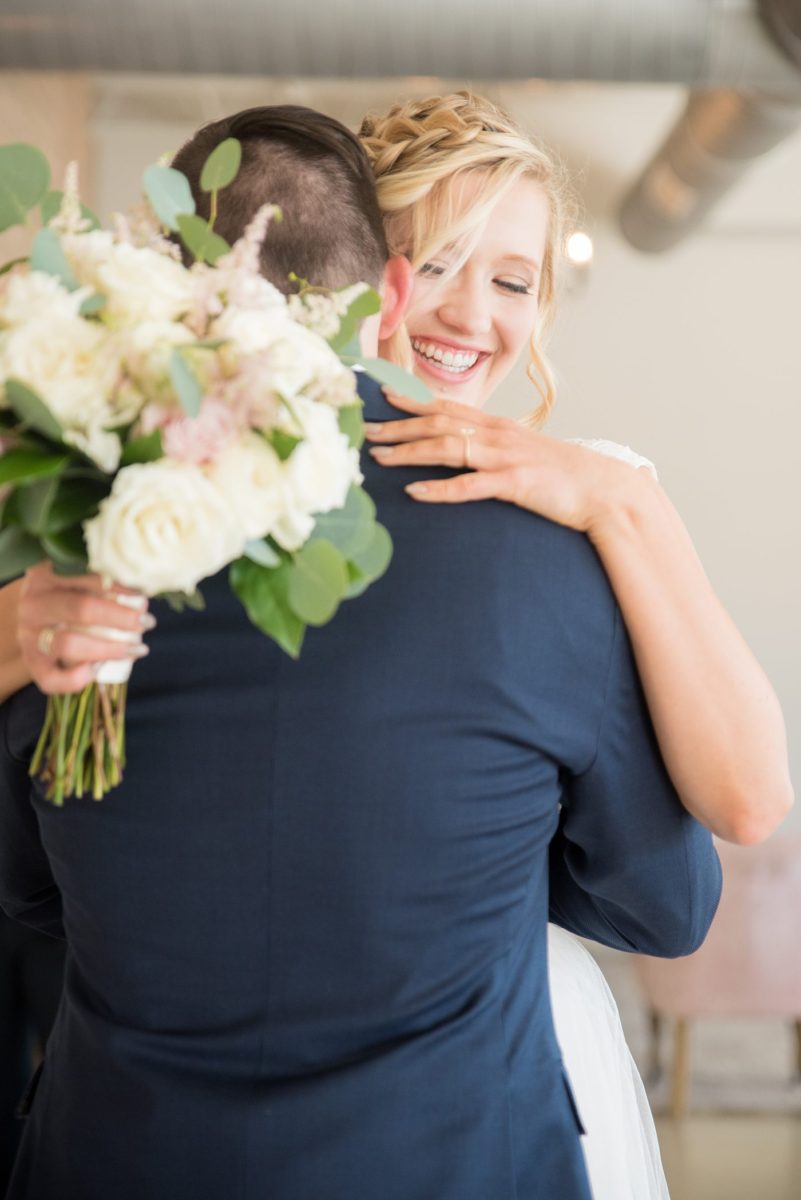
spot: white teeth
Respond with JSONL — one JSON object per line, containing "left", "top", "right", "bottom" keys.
{"left": 411, "top": 339, "right": 481, "bottom": 373}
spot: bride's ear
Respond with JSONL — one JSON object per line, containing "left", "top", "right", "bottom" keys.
{"left": 378, "top": 255, "right": 413, "bottom": 341}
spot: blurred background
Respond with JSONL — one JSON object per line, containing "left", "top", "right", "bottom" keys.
{"left": 1, "top": 1, "right": 799, "bottom": 1197}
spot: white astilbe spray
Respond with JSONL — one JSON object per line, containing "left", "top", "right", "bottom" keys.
{"left": 48, "top": 162, "right": 92, "bottom": 236}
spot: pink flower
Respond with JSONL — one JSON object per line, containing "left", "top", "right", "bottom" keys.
{"left": 160, "top": 396, "right": 239, "bottom": 465}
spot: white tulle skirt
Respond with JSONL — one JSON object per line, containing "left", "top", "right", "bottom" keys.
{"left": 548, "top": 924, "right": 670, "bottom": 1200}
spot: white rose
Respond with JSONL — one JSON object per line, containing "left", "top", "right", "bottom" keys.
{"left": 0, "top": 270, "right": 87, "bottom": 327}
{"left": 273, "top": 398, "right": 361, "bottom": 552}
{"left": 85, "top": 460, "right": 245, "bottom": 595}
{"left": 204, "top": 432, "right": 284, "bottom": 541}
{"left": 64, "top": 234, "right": 195, "bottom": 325}
{"left": 0, "top": 313, "right": 119, "bottom": 423}
{"left": 212, "top": 311, "right": 345, "bottom": 400}
{"left": 119, "top": 319, "right": 196, "bottom": 399}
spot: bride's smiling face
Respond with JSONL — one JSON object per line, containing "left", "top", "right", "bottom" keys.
{"left": 404, "top": 177, "right": 549, "bottom": 410}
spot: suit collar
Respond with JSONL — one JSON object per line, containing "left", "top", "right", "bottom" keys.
{"left": 355, "top": 372, "right": 414, "bottom": 424}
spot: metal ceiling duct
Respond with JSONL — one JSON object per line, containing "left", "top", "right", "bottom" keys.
{"left": 618, "top": 85, "right": 801, "bottom": 252}
{"left": 0, "top": 0, "right": 798, "bottom": 86}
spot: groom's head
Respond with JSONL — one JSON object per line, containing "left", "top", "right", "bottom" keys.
{"left": 172, "top": 105, "right": 411, "bottom": 349}
{"left": 172, "top": 106, "right": 387, "bottom": 293}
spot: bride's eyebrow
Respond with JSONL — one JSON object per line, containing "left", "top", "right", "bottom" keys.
{"left": 496, "top": 255, "right": 541, "bottom": 275}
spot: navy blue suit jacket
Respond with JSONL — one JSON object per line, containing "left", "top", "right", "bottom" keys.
{"left": 0, "top": 377, "right": 721, "bottom": 1199}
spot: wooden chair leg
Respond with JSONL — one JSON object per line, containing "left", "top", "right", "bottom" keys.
{"left": 647, "top": 1008, "right": 663, "bottom": 1082}
{"left": 670, "top": 1017, "right": 691, "bottom": 1119}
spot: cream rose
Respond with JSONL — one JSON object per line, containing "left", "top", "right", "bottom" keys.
{"left": 64, "top": 233, "right": 195, "bottom": 325}
{"left": 0, "top": 270, "right": 87, "bottom": 327}
{"left": 204, "top": 432, "right": 284, "bottom": 541}
{"left": 84, "top": 460, "right": 245, "bottom": 595}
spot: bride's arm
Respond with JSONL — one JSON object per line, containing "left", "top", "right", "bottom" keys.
{"left": 0, "top": 566, "right": 152, "bottom": 704}
{"left": 365, "top": 395, "right": 794, "bottom": 845}
{"left": 0, "top": 579, "right": 30, "bottom": 703}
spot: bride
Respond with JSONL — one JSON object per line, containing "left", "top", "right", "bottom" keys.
{"left": 0, "top": 91, "right": 792, "bottom": 1199}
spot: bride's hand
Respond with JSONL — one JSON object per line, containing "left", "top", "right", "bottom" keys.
{"left": 18, "top": 562, "right": 154, "bottom": 695}
{"left": 365, "top": 393, "right": 645, "bottom": 534}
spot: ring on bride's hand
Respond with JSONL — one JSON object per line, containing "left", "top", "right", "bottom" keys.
{"left": 460, "top": 426, "right": 477, "bottom": 469}
{"left": 37, "top": 627, "right": 56, "bottom": 658}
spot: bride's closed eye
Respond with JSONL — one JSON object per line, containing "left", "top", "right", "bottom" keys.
{"left": 496, "top": 278, "right": 533, "bottom": 296}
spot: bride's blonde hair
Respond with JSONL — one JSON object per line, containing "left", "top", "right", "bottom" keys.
{"left": 359, "top": 91, "right": 571, "bottom": 426}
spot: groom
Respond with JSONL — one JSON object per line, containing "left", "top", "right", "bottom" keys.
{"left": 0, "top": 107, "right": 721, "bottom": 1200}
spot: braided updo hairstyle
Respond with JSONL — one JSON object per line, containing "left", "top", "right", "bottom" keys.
{"left": 359, "top": 92, "right": 571, "bottom": 424}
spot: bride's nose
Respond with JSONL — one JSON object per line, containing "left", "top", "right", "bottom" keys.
{"left": 436, "top": 274, "right": 493, "bottom": 338}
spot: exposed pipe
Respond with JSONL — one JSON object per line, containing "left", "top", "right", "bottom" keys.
{"left": 618, "top": 86, "right": 801, "bottom": 253}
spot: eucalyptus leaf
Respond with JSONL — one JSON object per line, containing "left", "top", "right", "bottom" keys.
{"left": 120, "top": 428, "right": 164, "bottom": 466}
{"left": 5, "top": 379, "right": 64, "bottom": 443}
{"left": 0, "top": 143, "right": 50, "bottom": 233}
{"left": 0, "top": 526, "right": 45, "bottom": 581}
{"left": 0, "top": 447, "right": 69, "bottom": 486}
{"left": 356, "top": 357, "right": 432, "bottom": 404}
{"left": 310, "top": 486, "right": 375, "bottom": 557}
{"left": 79, "top": 292, "right": 106, "bottom": 317}
{"left": 243, "top": 538, "right": 282, "bottom": 568}
{"left": 348, "top": 522, "right": 393, "bottom": 583}
{"left": 267, "top": 428, "right": 301, "bottom": 462}
{"left": 176, "top": 214, "right": 230, "bottom": 264}
{"left": 169, "top": 350, "right": 202, "bottom": 418}
{"left": 143, "top": 164, "right": 196, "bottom": 232}
{"left": 287, "top": 538, "right": 349, "bottom": 626}
{"left": 337, "top": 404, "right": 364, "bottom": 449}
{"left": 160, "top": 588, "right": 206, "bottom": 613}
{"left": 40, "top": 189, "right": 100, "bottom": 230}
{"left": 31, "top": 228, "right": 78, "bottom": 291}
{"left": 328, "top": 288, "right": 382, "bottom": 353}
{"left": 230, "top": 557, "right": 305, "bottom": 659}
{"left": 200, "top": 138, "right": 242, "bottom": 193}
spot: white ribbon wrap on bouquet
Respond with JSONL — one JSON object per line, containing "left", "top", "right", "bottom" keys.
{"left": 86, "top": 591, "right": 147, "bottom": 686}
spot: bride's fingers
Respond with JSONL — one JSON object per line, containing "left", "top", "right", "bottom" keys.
{"left": 20, "top": 590, "right": 154, "bottom": 636}
{"left": 368, "top": 431, "right": 511, "bottom": 471}
{"left": 403, "top": 470, "right": 515, "bottom": 505}
{"left": 382, "top": 390, "right": 504, "bottom": 429}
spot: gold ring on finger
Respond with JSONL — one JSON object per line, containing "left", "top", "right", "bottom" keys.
{"left": 37, "top": 626, "right": 56, "bottom": 658}
{"left": 460, "top": 426, "right": 477, "bottom": 469}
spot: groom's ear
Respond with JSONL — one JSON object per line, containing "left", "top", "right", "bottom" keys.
{"left": 377, "top": 255, "right": 414, "bottom": 341}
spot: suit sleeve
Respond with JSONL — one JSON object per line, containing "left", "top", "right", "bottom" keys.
{"left": 548, "top": 606, "right": 722, "bottom": 957}
{"left": 0, "top": 692, "right": 65, "bottom": 940}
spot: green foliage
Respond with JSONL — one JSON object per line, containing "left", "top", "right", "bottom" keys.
{"left": 4, "top": 379, "right": 64, "bottom": 443}
{"left": 0, "top": 526, "right": 45, "bottom": 581}
{"left": 143, "top": 164, "right": 196, "bottom": 232}
{"left": 30, "top": 228, "right": 79, "bottom": 291}
{"left": 310, "top": 486, "right": 375, "bottom": 557}
{"left": 0, "top": 143, "right": 51, "bottom": 233}
{"left": 338, "top": 404, "right": 364, "bottom": 449}
{"left": 41, "top": 525, "right": 88, "bottom": 573}
{"left": 230, "top": 556, "right": 305, "bottom": 659}
{"left": 40, "top": 189, "right": 100, "bottom": 230}
{"left": 0, "top": 447, "right": 70, "bottom": 486}
{"left": 328, "top": 287, "right": 382, "bottom": 353}
{"left": 176, "top": 214, "right": 230, "bottom": 264}
{"left": 349, "top": 356, "right": 432, "bottom": 404}
{"left": 346, "top": 523, "right": 393, "bottom": 598}
{"left": 267, "top": 428, "right": 301, "bottom": 462}
{"left": 200, "top": 139, "right": 242, "bottom": 193}
{"left": 287, "top": 538, "right": 349, "bottom": 626}
{"left": 243, "top": 538, "right": 282, "bottom": 568}
{"left": 169, "top": 349, "right": 202, "bottom": 418}
{"left": 162, "top": 588, "right": 206, "bottom": 612}
{"left": 79, "top": 292, "right": 106, "bottom": 317}
{"left": 120, "top": 428, "right": 164, "bottom": 466}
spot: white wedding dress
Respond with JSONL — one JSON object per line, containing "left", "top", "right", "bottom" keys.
{"left": 548, "top": 437, "right": 669, "bottom": 1200}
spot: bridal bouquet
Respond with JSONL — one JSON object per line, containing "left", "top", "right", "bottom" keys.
{"left": 0, "top": 139, "right": 427, "bottom": 804}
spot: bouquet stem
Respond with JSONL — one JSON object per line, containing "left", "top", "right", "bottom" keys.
{"left": 31, "top": 683, "right": 128, "bottom": 805}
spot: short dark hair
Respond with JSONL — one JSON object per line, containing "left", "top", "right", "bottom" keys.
{"left": 171, "top": 105, "right": 388, "bottom": 292}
